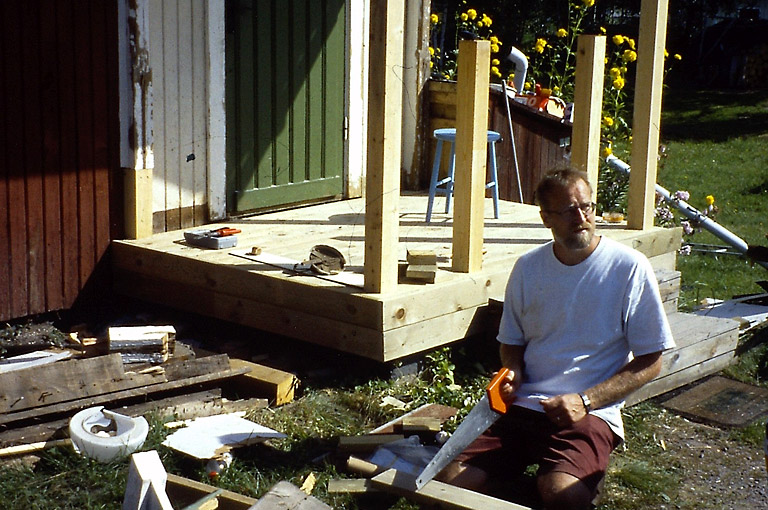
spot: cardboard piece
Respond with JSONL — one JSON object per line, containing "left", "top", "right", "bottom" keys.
{"left": 162, "top": 413, "right": 285, "bottom": 459}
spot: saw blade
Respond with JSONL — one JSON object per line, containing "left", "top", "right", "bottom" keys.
{"left": 414, "top": 394, "right": 500, "bottom": 490}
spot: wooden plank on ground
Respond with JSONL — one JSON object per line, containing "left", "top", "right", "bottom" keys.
{"left": 371, "top": 469, "right": 532, "bottom": 510}
{"left": 0, "top": 364, "right": 249, "bottom": 427}
{"left": 228, "top": 358, "right": 298, "bottom": 406}
{"left": 371, "top": 403, "right": 458, "bottom": 435}
{"left": 166, "top": 473, "right": 257, "bottom": 510}
{"left": 337, "top": 434, "right": 405, "bottom": 453}
{"left": 327, "top": 478, "right": 376, "bottom": 494}
{"left": 0, "top": 353, "right": 166, "bottom": 414}
{"left": 248, "top": 481, "right": 331, "bottom": 510}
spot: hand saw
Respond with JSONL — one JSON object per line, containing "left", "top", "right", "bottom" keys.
{"left": 414, "top": 367, "right": 510, "bottom": 490}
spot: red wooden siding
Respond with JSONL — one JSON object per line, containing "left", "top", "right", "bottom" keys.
{"left": 0, "top": 0, "right": 120, "bottom": 322}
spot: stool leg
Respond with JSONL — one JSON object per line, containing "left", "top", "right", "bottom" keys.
{"left": 488, "top": 141, "right": 500, "bottom": 219}
{"left": 444, "top": 141, "right": 456, "bottom": 214}
{"left": 426, "top": 139, "right": 444, "bottom": 222}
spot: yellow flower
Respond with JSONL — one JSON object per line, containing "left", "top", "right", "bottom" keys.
{"left": 460, "top": 13, "right": 468, "bottom": 21}
{"left": 582, "top": 0, "right": 595, "bottom": 7}
{"left": 600, "top": 26, "right": 607, "bottom": 34}
{"left": 674, "top": 53, "right": 682, "bottom": 60}
{"left": 477, "top": 21, "right": 484, "bottom": 28}
{"left": 602, "top": 146, "right": 613, "bottom": 158}
{"left": 491, "top": 43, "right": 500, "bottom": 53}
{"left": 557, "top": 28, "right": 568, "bottom": 38}
{"left": 492, "top": 58, "right": 500, "bottom": 65}
{"left": 622, "top": 49, "right": 638, "bottom": 63}
{"left": 553, "top": 86, "right": 560, "bottom": 93}
{"left": 491, "top": 66, "right": 502, "bottom": 78}
{"left": 612, "top": 35, "right": 625, "bottom": 46}
{"left": 467, "top": 9, "right": 477, "bottom": 20}
{"left": 612, "top": 76, "right": 625, "bottom": 90}
{"left": 430, "top": 61, "right": 434, "bottom": 69}
{"left": 535, "top": 38, "right": 547, "bottom": 53}
{"left": 482, "top": 15, "right": 492, "bottom": 27}
{"left": 705, "top": 195, "right": 715, "bottom": 206}
{"left": 664, "top": 48, "right": 669, "bottom": 58}
{"left": 430, "top": 13, "right": 438, "bottom": 24}
{"left": 428, "top": 46, "right": 435, "bottom": 56}
{"left": 603, "top": 116, "right": 614, "bottom": 126}
{"left": 627, "top": 38, "right": 636, "bottom": 50}
{"left": 524, "top": 82, "right": 532, "bottom": 90}
{"left": 609, "top": 67, "right": 622, "bottom": 78}
{"left": 490, "top": 36, "right": 500, "bottom": 45}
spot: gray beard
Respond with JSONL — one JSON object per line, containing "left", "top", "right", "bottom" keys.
{"left": 559, "top": 229, "right": 593, "bottom": 251}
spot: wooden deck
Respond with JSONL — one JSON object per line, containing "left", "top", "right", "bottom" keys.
{"left": 111, "top": 194, "right": 684, "bottom": 363}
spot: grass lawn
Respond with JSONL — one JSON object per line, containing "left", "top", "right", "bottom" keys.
{"left": 658, "top": 87, "right": 768, "bottom": 309}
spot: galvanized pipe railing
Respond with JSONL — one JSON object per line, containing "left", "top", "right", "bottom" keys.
{"left": 605, "top": 154, "right": 768, "bottom": 271}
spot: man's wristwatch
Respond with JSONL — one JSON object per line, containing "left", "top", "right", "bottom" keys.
{"left": 579, "top": 392, "right": 593, "bottom": 412}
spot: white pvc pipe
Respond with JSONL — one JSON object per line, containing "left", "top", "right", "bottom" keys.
{"left": 506, "top": 46, "right": 528, "bottom": 93}
{"left": 605, "top": 155, "right": 768, "bottom": 270}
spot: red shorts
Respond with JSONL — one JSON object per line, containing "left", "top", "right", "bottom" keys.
{"left": 455, "top": 405, "right": 620, "bottom": 497}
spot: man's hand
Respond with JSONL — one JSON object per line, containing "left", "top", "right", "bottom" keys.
{"left": 540, "top": 393, "right": 588, "bottom": 427}
{"left": 498, "top": 369, "right": 520, "bottom": 405}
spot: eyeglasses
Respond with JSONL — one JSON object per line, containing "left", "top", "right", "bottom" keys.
{"left": 544, "top": 202, "right": 596, "bottom": 217}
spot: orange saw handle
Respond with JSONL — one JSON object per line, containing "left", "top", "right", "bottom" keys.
{"left": 211, "top": 227, "right": 241, "bottom": 237}
{"left": 486, "top": 367, "right": 511, "bottom": 414}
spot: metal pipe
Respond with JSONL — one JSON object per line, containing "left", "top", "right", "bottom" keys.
{"left": 501, "top": 79, "right": 524, "bottom": 203}
{"left": 505, "top": 46, "right": 528, "bottom": 93}
{"left": 605, "top": 154, "right": 768, "bottom": 270}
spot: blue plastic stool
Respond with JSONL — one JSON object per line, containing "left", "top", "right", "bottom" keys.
{"left": 426, "top": 128, "right": 501, "bottom": 222}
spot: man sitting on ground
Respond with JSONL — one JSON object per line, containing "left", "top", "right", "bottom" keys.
{"left": 439, "top": 168, "right": 675, "bottom": 509}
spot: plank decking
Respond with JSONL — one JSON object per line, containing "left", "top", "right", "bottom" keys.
{"left": 112, "top": 195, "right": 684, "bottom": 362}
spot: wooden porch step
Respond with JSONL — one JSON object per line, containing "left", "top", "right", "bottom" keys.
{"left": 626, "top": 311, "right": 740, "bottom": 406}
{"left": 655, "top": 268, "right": 680, "bottom": 314}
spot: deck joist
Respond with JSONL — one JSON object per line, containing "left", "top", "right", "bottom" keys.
{"left": 112, "top": 195, "right": 683, "bottom": 362}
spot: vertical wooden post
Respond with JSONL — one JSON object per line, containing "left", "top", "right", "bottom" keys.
{"left": 570, "top": 35, "right": 606, "bottom": 195}
{"left": 452, "top": 40, "right": 490, "bottom": 273}
{"left": 628, "top": 0, "right": 669, "bottom": 230}
{"left": 364, "top": 0, "right": 404, "bottom": 293}
{"left": 121, "top": 0, "right": 154, "bottom": 239}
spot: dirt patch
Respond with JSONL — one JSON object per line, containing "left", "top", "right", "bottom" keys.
{"left": 603, "top": 403, "right": 767, "bottom": 510}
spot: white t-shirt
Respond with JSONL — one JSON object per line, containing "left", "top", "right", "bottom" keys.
{"left": 497, "top": 236, "right": 676, "bottom": 439}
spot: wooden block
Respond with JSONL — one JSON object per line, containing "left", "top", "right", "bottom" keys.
{"left": 401, "top": 416, "right": 441, "bottom": 433}
{"left": 371, "top": 469, "right": 532, "bottom": 510}
{"left": 337, "top": 434, "right": 404, "bottom": 453}
{"left": 228, "top": 359, "right": 298, "bottom": 406}
{"left": 405, "top": 264, "right": 437, "bottom": 283}
{"left": 166, "top": 473, "right": 257, "bottom": 510}
{"left": 123, "top": 450, "right": 174, "bottom": 510}
{"left": 248, "top": 481, "right": 331, "bottom": 510}
{"left": 407, "top": 250, "right": 437, "bottom": 266}
{"left": 326, "top": 478, "right": 376, "bottom": 494}
{"left": 345, "top": 456, "right": 382, "bottom": 477}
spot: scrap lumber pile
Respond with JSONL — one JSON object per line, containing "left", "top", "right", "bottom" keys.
{"left": 328, "top": 402, "right": 532, "bottom": 510}
{"left": 0, "top": 324, "right": 298, "bottom": 451}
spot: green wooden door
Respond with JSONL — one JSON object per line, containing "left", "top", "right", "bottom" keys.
{"left": 226, "top": 0, "right": 345, "bottom": 214}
